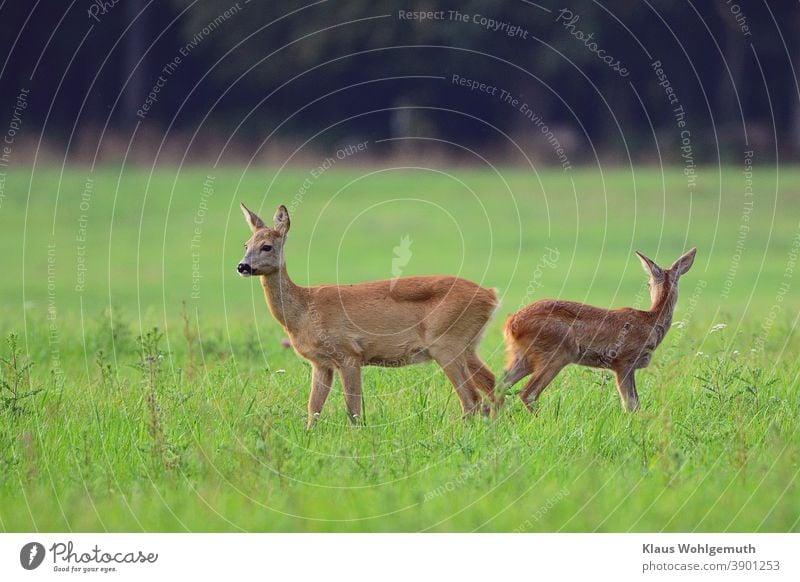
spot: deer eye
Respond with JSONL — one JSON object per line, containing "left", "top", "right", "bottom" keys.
{"left": 261, "top": 245, "right": 273, "bottom": 252}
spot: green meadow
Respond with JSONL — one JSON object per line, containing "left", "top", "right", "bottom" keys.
{"left": 0, "top": 165, "right": 798, "bottom": 531}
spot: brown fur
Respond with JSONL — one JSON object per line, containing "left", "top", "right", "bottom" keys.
{"left": 238, "top": 203, "right": 498, "bottom": 427}
{"left": 502, "top": 248, "right": 697, "bottom": 411}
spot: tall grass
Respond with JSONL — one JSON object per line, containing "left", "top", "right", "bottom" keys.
{"left": 0, "top": 167, "right": 797, "bottom": 531}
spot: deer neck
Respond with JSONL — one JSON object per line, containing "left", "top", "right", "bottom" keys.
{"left": 260, "top": 264, "right": 306, "bottom": 331}
{"left": 649, "top": 287, "right": 677, "bottom": 333}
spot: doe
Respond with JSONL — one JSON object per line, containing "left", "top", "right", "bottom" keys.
{"left": 501, "top": 248, "right": 696, "bottom": 411}
{"left": 237, "top": 203, "right": 499, "bottom": 427}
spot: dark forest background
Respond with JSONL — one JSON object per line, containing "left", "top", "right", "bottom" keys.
{"left": 1, "top": 0, "right": 798, "bottom": 165}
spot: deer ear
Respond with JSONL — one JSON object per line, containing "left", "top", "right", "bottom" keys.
{"left": 635, "top": 251, "right": 664, "bottom": 280}
{"left": 273, "top": 205, "right": 290, "bottom": 236}
{"left": 671, "top": 247, "right": 697, "bottom": 276}
{"left": 240, "top": 203, "right": 265, "bottom": 233}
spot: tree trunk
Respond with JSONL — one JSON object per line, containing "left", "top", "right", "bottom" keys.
{"left": 122, "top": 0, "right": 147, "bottom": 128}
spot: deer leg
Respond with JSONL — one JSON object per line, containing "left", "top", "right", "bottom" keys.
{"left": 614, "top": 368, "right": 640, "bottom": 411}
{"left": 338, "top": 366, "right": 364, "bottom": 423}
{"left": 500, "top": 355, "right": 532, "bottom": 389}
{"left": 466, "top": 353, "right": 498, "bottom": 416}
{"left": 437, "top": 357, "right": 480, "bottom": 415}
{"left": 519, "top": 359, "right": 567, "bottom": 412}
{"left": 307, "top": 364, "right": 334, "bottom": 429}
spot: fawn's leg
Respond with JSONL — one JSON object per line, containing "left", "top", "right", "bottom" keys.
{"left": 308, "top": 364, "right": 334, "bottom": 429}
{"left": 614, "top": 368, "right": 640, "bottom": 411}
{"left": 338, "top": 366, "right": 364, "bottom": 422}
{"left": 519, "top": 358, "right": 568, "bottom": 412}
{"left": 467, "top": 352, "right": 498, "bottom": 416}
{"left": 500, "top": 354, "right": 532, "bottom": 389}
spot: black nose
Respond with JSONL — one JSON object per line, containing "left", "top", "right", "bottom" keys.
{"left": 237, "top": 263, "right": 252, "bottom": 274}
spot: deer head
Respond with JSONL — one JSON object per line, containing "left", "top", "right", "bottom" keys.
{"left": 635, "top": 247, "right": 697, "bottom": 314}
{"left": 237, "top": 203, "right": 291, "bottom": 277}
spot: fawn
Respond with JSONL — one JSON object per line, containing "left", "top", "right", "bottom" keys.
{"left": 501, "top": 248, "right": 696, "bottom": 411}
{"left": 237, "top": 203, "right": 499, "bottom": 427}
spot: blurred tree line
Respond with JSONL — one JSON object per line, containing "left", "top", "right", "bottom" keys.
{"left": 1, "top": 0, "right": 797, "bottom": 164}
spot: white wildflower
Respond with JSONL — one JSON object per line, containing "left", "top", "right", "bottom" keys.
{"left": 709, "top": 323, "right": 728, "bottom": 333}
{"left": 672, "top": 321, "right": 686, "bottom": 328}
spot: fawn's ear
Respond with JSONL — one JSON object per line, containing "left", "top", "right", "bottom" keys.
{"left": 635, "top": 251, "right": 664, "bottom": 280}
{"left": 273, "top": 204, "right": 290, "bottom": 236}
{"left": 670, "top": 247, "right": 697, "bottom": 276}
{"left": 240, "top": 203, "right": 265, "bottom": 233}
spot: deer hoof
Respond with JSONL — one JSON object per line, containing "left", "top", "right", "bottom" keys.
{"left": 306, "top": 412, "right": 321, "bottom": 429}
